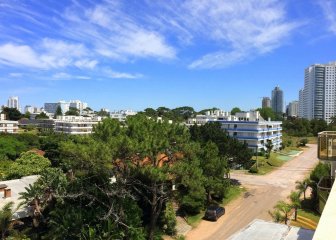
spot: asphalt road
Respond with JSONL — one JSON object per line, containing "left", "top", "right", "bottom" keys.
{"left": 186, "top": 144, "right": 319, "bottom": 240}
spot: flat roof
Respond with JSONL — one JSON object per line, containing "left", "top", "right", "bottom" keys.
{"left": 0, "top": 175, "right": 39, "bottom": 219}
{"left": 228, "top": 219, "right": 314, "bottom": 240}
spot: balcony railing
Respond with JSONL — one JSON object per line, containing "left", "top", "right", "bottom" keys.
{"left": 317, "top": 176, "right": 335, "bottom": 213}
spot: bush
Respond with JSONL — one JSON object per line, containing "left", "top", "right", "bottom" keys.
{"left": 299, "top": 138, "right": 308, "bottom": 147}
{"left": 162, "top": 202, "right": 176, "bottom": 235}
{"left": 249, "top": 165, "right": 258, "bottom": 173}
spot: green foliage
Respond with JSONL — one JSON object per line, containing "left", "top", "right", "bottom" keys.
{"left": 310, "top": 163, "right": 330, "bottom": 183}
{"left": 1, "top": 107, "right": 22, "bottom": 121}
{"left": 0, "top": 135, "right": 26, "bottom": 160}
{"left": 35, "top": 112, "right": 49, "bottom": 119}
{"left": 0, "top": 202, "right": 19, "bottom": 239}
{"left": 65, "top": 107, "right": 80, "bottom": 116}
{"left": 55, "top": 106, "right": 63, "bottom": 117}
{"left": 161, "top": 202, "right": 176, "bottom": 236}
{"left": 96, "top": 109, "right": 110, "bottom": 117}
{"left": 298, "top": 138, "right": 308, "bottom": 147}
{"left": 282, "top": 118, "right": 329, "bottom": 137}
{"left": 230, "top": 107, "right": 241, "bottom": 115}
{"left": 141, "top": 106, "right": 195, "bottom": 122}
{"left": 257, "top": 107, "right": 275, "bottom": 120}
{"left": 190, "top": 122, "right": 253, "bottom": 166}
{"left": 6, "top": 151, "right": 51, "bottom": 179}
{"left": 270, "top": 200, "right": 291, "bottom": 224}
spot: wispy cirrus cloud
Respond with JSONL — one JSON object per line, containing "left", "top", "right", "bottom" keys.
{"left": 0, "top": 0, "right": 300, "bottom": 71}
{"left": 318, "top": 0, "right": 336, "bottom": 34}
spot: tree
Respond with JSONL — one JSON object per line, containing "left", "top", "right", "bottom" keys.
{"left": 256, "top": 107, "right": 275, "bottom": 121}
{"left": 1, "top": 107, "right": 22, "bottom": 121}
{"left": 200, "top": 141, "right": 230, "bottom": 203}
{"left": 6, "top": 151, "right": 51, "bottom": 179}
{"left": 265, "top": 140, "right": 273, "bottom": 159}
{"left": 289, "top": 191, "right": 301, "bottom": 221}
{"left": 230, "top": 107, "right": 241, "bottom": 115}
{"left": 143, "top": 108, "right": 157, "bottom": 118}
{"left": 269, "top": 201, "right": 291, "bottom": 224}
{"left": 23, "top": 111, "right": 31, "bottom": 119}
{"left": 0, "top": 202, "right": 21, "bottom": 239}
{"left": 55, "top": 106, "right": 63, "bottom": 118}
{"left": 65, "top": 107, "right": 80, "bottom": 116}
{"left": 96, "top": 109, "right": 109, "bottom": 117}
{"left": 35, "top": 112, "right": 49, "bottom": 119}
{"left": 295, "top": 179, "right": 309, "bottom": 200}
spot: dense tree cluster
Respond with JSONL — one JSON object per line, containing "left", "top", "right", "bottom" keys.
{"left": 282, "top": 118, "right": 329, "bottom": 136}
{"left": 0, "top": 115, "right": 252, "bottom": 239}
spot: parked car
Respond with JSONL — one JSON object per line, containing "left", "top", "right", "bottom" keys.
{"left": 204, "top": 205, "right": 225, "bottom": 221}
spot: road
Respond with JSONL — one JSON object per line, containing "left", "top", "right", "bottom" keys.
{"left": 186, "top": 144, "right": 319, "bottom": 240}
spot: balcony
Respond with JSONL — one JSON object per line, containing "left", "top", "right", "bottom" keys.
{"left": 317, "top": 131, "right": 336, "bottom": 161}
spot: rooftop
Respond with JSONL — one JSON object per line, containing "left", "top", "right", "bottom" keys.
{"left": 228, "top": 219, "right": 314, "bottom": 240}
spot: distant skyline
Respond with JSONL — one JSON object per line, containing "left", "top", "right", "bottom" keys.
{"left": 1, "top": 0, "right": 336, "bottom": 111}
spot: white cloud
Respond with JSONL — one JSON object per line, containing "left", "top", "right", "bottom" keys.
{"left": 318, "top": 0, "right": 336, "bottom": 34}
{"left": 105, "top": 69, "right": 143, "bottom": 79}
{"left": 0, "top": 39, "right": 98, "bottom": 69}
{"left": 0, "top": 43, "right": 45, "bottom": 68}
{"left": 9, "top": 72, "right": 23, "bottom": 78}
{"left": 52, "top": 72, "right": 91, "bottom": 80}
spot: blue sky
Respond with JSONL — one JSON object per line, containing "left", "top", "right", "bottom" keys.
{"left": 0, "top": 0, "right": 336, "bottom": 112}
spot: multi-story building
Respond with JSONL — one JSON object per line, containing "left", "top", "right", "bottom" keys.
{"left": 0, "top": 114, "right": 18, "bottom": 133}
{"left": 54, "top": 116, "right": 102, "bottom": 134}
{"left": 299, "top": 62, "right": 336, "bottom": 123}
{"left": 187, "top": 110, "right": 282, "bottom": 152}
{"left": 298, "top": 89, "right": 304, "bottom": 118}
{"left": 288, "top": 101, "right": 299, "bottom": 117}
{"left": 186, "top": 110, "right": 234, "bottom": 126}
{"left": 7, "top": 96, "right": 20, "bottom": 112}
{"left": 271, "top": 86, "right": 284, "bottom": 114}
{"left": 262, "top": 97, "right": 271, "bottom": 108}
{"left": 218, "top": 111, "right": 282, "bottom": 152}
{"left": 69, "top": 100, "right": 88, "bottom": 115}
{"left": 44, "top": 103, "right": 58, "bottom": 114}
{"left": 110, "top": 110, "right": 137, "bottom": 122}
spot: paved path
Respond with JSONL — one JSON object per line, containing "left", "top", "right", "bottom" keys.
{"left": 186, "top": 144, "right": 319, "bottom": 240}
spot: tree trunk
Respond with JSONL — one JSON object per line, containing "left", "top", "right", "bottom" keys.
{"left": 206, "top": 190, "right": 212, "bottom": 204}
{"left": 294, "top": 207, "right": 297, "bottom": 221}
{"left": 148, "top": 182, "right": 165, "bottom": 240}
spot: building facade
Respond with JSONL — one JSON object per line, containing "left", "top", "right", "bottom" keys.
{"left": 187, "top": 110, "right": 282, "bottom": 152}
{"left": 110, "top": 110, "right": 137, "bottom": 122}
{"left": 262, "top": 97, "right": 271, "bottom": 108}
{"left": 298, "top": 89, "right": 304, "bottom": 117}
{"left": 299, "top": 62, "right": 336, "bottom": 123}
{"left": 69, "top": 100, "right": 88, "bottom": 115}
{"left": 0, "top": 114, "right": 18, "bottom": 133}
{"left": 288, "top": 101, "right": 299, "bottom": 117}
{"left": 7, "top": 96, "right": 20, "bottom": 112}
{"left": 218, "top": 112, "right": 282, "bottom": 152}
{"left": 54, "top": 116, "right": 101, "bottom": 134}
{"left": 271, "top": 86, "right": 284, "bottom": 114}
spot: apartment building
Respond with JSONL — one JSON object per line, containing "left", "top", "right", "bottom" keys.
{"left": 7, "top": 96, "right": 20, "bottom": 112}
{"left": 262, "top": 97, "right": 271, "bottom": 108}
{"left": 187, "top": 110, "right": 282, "bottom": 152}
{"left": 288, "top": 101, "right": 299, "bottom": 117}
{"left": 54, "top": 116, "right": 102, "bottom": 134}
{"left": 110, "top": 110, "right": 137, "bottom": 122}
{"left": 218, "top": 111, "right": 282, "bottom": 152}
{"left": 299, "top": 62, "right": 336, "bottom": 123}
{"left": 271, "top": 86, "right": 284, "bottom": 114}
{"left": 0, "top": 114, "right": 19, "bottom": 133}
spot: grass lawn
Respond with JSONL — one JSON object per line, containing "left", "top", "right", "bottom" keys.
{"left": 297, "top": 209, "right": 320, "bottom": 223}
{"left": 250, "top": 153, "right": 288, "bottom": 175}
{"left": 186, "top": 185, "right": 245, "bottom": 227}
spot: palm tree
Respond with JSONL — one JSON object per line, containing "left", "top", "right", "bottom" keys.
{"left": 269, "top": 201, "right": 292, "bottom": 224}
{"left": 295, "top": 179, "right": 309, "bottom": 200}
{"left": 0, "top": 201, "right": 20, "bottom": 239}
{"left": 289, "top": 191, "right": 301, "bottom": 221}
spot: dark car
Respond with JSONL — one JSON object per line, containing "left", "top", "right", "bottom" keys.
{"left": 204, "top": 205, "right": 225, "bottom": 221}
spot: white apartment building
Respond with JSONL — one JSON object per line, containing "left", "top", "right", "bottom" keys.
{"left": 0, "top": 114, "right": 18, "bottom": 133}
{"left": 186, "top": 110, "right": 234, "bottom": 126}
{"left": 298, "top": 89, "right": 304, "bottom": 118}
{"left": 54, "top": 116, "right": 102, "bottom": 134}
{"left": 299, "top": 62, "right": 336, "bottom": 123}
{"left": 288, "top": 101, "right": 299, "bottom": 117}
{"left": 220, "top": 111, "right": 282, "bottom": 152}
{"left": 110, "top": 110, "right": 137, "bottom": 122}
{"left": 69, "top": 100, "right": 88, "bottom": 114}
{"left": 187, "top": 110, "right": 282, "bottom": 152}
{"left": 7, "top": 96, "right": 20, "bottom": 112}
